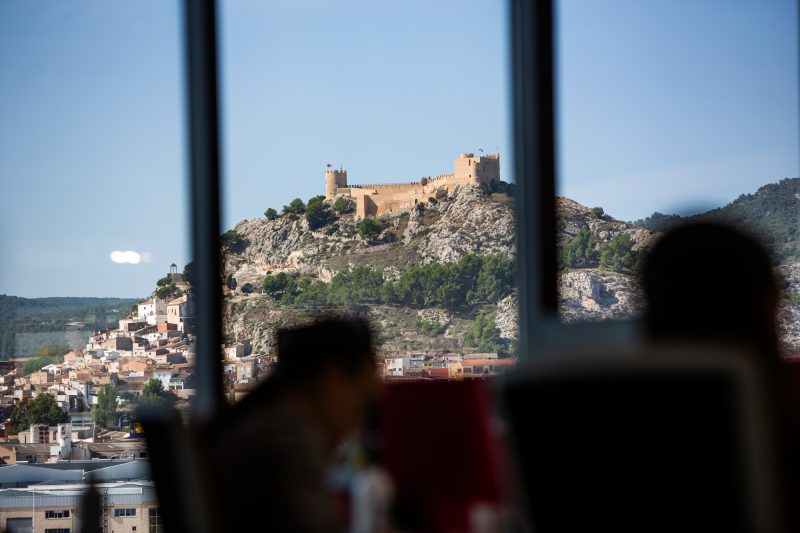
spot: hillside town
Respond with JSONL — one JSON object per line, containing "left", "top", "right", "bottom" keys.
{"left": 0, "top": 257, "right": 516, "bottom": 531}
{"left": 0, "top": 264, "right": 517, "bottom": 460}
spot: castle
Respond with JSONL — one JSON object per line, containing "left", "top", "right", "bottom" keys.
{"left": 325, "top": 152, "right": 500, "bottom": 218}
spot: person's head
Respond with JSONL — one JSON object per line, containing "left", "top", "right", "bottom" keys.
{"left": 642, "top": 222, "right": 779, "bottom": 356}
{"left": 272, "top": 317, "right": 379, "bottom": 447}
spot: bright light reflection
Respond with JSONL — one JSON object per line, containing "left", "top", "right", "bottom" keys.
{"left": 110, "top": 250, "right": 142, "bottom": 264}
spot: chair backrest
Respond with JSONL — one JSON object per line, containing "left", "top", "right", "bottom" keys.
{"left": 502, "top": 344, "right": 787, "bottom": 533}
{"left": 380, "top": 380, "right": 505, "bottom": 532}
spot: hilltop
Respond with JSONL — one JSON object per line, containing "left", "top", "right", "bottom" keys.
{"left": 220, "top": 183, "right": 659, "bottom": 355}
{"left": 219, "top": 175, "right": 800, "bottom": 353}
{"left": 633, "top": 177, "right": 800, "bottom": 263}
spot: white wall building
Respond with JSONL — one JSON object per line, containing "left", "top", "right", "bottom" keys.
{"left": 137, "top": 297, "right": 167, "bottom": 325}
{"left": 384, "top": 356, "right": 410, "bottom": 377}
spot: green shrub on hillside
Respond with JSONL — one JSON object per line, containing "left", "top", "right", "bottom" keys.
{"left": 464, "top": 310, "right": 505, "bottom": 354}
{"left": 597, "top": 232, "right": 636, "bottom": 272}
{"left": 261, "top": 272, "right": 298, "bottom": 301}
{"left": 156, "top": 284, "right": 181, "bottom": 300}
{"left": 560, "top": 227, "right": 596, "bottom": 269}
{"left": 333, "top": 197, "right": 355, "bottom": 214}
{"left": 306, "top": 196, "right": 336, "bottom": 230}
{"left": 221, "top": 230, "right": 248, "bottom": 254}
{"left": 282, "top": 198, "right": 306, "bottom": 215}
{"left": 260, "top": 254, "right": 514, "bottom": 312}
{"left": 358, "top": 218, "right": 387, "bottom": 240}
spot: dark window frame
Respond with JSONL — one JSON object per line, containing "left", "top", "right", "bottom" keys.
{"left": 180, "top": 0, "right": 642, "bottom": 416}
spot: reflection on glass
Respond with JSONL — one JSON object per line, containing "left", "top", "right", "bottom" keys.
{"left": 555, "top": 0, "right": 800, "bottom": 348}
{"left": 218, "top": 0, "right": 516, "bottom": 394}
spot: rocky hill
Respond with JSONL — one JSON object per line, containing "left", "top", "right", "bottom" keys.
{"left": 220, "top": 179, "right": 800, "bottom": 355}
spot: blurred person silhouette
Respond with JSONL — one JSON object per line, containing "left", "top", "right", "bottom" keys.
{"left": 642, "top": 221, "right": 780, "bottom": 361}
{"left": 641, "top": 221, "right": 800, "bottom": 531}
{"left": 204, "top": 317, "right": 380, "bottom": 533}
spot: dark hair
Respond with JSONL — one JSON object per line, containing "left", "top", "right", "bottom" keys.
{"left": 271, "top": 317, "right": 375, "bottom": 386}
{"left": 642, "top": 222, "right": 778, "bottom": 355}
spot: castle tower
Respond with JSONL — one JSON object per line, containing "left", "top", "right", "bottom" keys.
{"left": 453, "top": 152, "right": 500, "bottom": 185}
{"left": 325, "top": 169, "right": 348, "bottom": 200}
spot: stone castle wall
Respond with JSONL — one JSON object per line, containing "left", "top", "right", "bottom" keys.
{"left": 325, "top": 153, "right": 499, "bottom": 218}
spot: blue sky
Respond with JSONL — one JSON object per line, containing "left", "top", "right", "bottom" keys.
{"left": 0, "top": 0, "right": 797, "bottom": 297}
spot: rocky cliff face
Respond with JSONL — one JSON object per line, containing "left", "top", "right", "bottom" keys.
{"left": 558, "top": 269, "right": 645, "bottom": 323}
{"left": 221, "top": 182, "right": 800, "bottom": 354}
{"left": 223, "top": 185, "right": 518, "bottom": 288}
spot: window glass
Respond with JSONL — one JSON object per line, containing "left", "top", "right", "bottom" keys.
{"left": 0, "top": 0, "right": 185, "bottom": 515}
{"left": 555, "top": 0, "right": 800, "bottom": 343}
{"left": 219, "top": 0, "right": 516, "bottom": 390}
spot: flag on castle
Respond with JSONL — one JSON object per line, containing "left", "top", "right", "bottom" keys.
{"left": 478, "top": 148, "right": 484, "bottom": 153}
{"left": 326, "top": 163, "right": 333, "bottom": 168}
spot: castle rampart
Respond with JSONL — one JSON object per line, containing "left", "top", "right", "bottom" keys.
{"left": 324, "top": 152, "right": 500, "bottom": 218}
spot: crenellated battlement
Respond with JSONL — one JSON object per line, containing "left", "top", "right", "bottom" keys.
{"left": 324, "top": 152, "right": 500, "bottom": 218}
{"left": 350, "top": 181, "right": 425, "bottom": 190}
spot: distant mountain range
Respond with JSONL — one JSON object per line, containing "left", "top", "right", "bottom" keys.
{"left": 0, "top": 295, "right": 140, "bottom": 359}
{"left": 632, "top": 177, "right": 800, "bottom": 263}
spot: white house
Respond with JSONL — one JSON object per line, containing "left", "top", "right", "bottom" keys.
{"left": 384, "top": 356, "right": 410, "bottom": 377}
{"left": 40, "top": 364, "right": 63, "bottom": 376}
{"left": 153, "top": 369, "right": 173, "bottom": 390}
{"left": 137, "top": 297, "right": 167, "bottom": 326}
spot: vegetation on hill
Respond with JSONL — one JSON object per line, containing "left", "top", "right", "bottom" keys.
{"left": 259, "top": 253, "right": 514, "bottom": 313}
{"left": 23, "top": 344, "right": 72, "bottom": 374}
{"left": 631, "top": 212, "right": 683, "bottom": 232}
{"left": 0, "top": 296, "right": 139, "bottom": 359}
{"left": 305, "top": 195, "right": 336, "bottom": 230}
{"left": 464, "top": 308, "right": 508, "bottom": 354}
{"left": 333, "top": 197, "right": 355, "bottom": 214}
{"left": 221, "top": 229, "right": 248, "bottom": 254}
{"left": 282, "top": 198, "right": 306, "bottom": 215}
{"left": 632, "top": 177, "right": 800, "bottom": 262}
{"left": 358, "top": 218, "right": 387, "bottom": 240}
{"left": 560, "top": 228, "right": 641, "bottom": 273}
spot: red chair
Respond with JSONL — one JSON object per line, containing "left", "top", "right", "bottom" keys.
{"left": 380, "top": 380, "right": 506, "bottom": 532}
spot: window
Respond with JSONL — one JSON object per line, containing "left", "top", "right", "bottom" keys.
{"left": 1, "top": 0, "right": 181, "bottom": 515}
{"left": 45, "top": 529, "right": 70, "bottom": 533}
{"left": 554, "top": 0, "right": 800, "bottom": 338}
{"left": 149, "top": 507, "right": 164, "bottom": 533}
{"left": 219, "top": 0, "right": 516, "bottom": 389}
{"left": 114, "top": 508, "right": 137, "bottom": 517}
